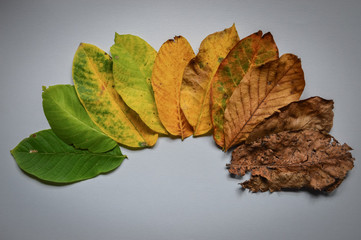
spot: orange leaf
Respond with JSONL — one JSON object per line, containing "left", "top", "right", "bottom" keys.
{"left": 211, "top": 31, "right": 279, "bottom": 147}
{"left": 224, "top": 54, "right": 305, "bottom": 150}
{"left": 151, "top": 36, "right": 195, "bottom": 139}
{"left": 180, "top": 24, "right": 240, "bottom": 136}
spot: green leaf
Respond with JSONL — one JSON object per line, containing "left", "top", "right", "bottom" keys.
{"left": 10, "top": 129, "right": 126, "bottom": 183}
{"left": 42, "top": 84, "right": 117, "bottom": 153}
{"left": 110, "top": 34, "right": 167, "bottom": 135}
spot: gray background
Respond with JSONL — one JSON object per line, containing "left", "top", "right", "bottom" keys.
{"left": 1, "top": 0, "right": 361, "bottom": 239}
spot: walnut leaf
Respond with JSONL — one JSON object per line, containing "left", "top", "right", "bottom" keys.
{"left": 223, "top": 54, "right": 305, "bottom": 150}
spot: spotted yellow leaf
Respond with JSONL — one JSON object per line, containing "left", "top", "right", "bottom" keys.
{"left": 180, "top": 24, "right": 240, "bottom": 136}
{"left": 72, "top": 43, "right": 158, "bottom": 148}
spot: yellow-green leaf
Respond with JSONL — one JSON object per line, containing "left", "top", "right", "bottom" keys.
{"left": 110, "top": 34, "right": 167, "bottom": 135}
{"left": 151, "top": 36, "right": 195, "bottom": 139}
{"left": 72, "top": 43, "right": 158, "bottom": 148}
{"left": 224, "top": 54, "right": 305, "bottom": 151}
{"left": 180, "top": 24, "right": 240, "bottom": 136}
{"left": 211, "top": 31, "right": 279, "bottom": 147}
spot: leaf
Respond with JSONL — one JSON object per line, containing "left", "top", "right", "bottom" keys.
{"left": 10, "top": 129, "right": 126, "bottom": 183}
{"left": 228, "top": 129, "right": 354, "bottom": 192}
{"left": 223, "top": 54, "right": 305, "bottom": 150}
{"left": 151, "top": 36, "right": 195, "bottom": 139}
{"left": 180, "top": 24, "right": 240, "bottom": 136}
{"left": 110, "top": 34, "right": 167, "bottom": 135}
{"left": 42, "top": 84, "right": 117, "bottom": 153}
{"left": 247, "top": 96, "right": 334, "bottom": 143}
{"left": 72, "top": 43, "right": 158, "bottom": 148}
{"left": 211, "top": 31, "right": 279, "bottom": 147}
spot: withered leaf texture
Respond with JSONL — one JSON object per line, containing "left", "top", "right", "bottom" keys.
{"left": 228, "top": 129, "right": 354, "bottom": 192}
{"left": 247, "top": 96, "right": 334, "bottom": 143}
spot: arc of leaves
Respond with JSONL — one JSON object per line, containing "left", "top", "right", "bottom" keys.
{"left": 211, "top": 31, "right": 279, "bottom": 147}
{"left": 224, "top": 54, "right": 305, "bottom": 151}
{"left": 180, "top": 24, "right": 240, "bottom": 136}
{"left": 151, "top": 36, "right": 195, "bottom": 139}
{"left": 110, "top": 34, "right": 167, "bottom": 135}
{"left": 72, "top": 43, "right": 158, "bottom": 148}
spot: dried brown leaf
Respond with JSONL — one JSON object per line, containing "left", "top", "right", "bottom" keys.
{"left": 223, "top": 54, "right": 305, "bottom": 150}
{"left": 228, "top": 129, "right": 354, "bottom": 192}
{"left": 247, "top": 96, "right": 334, "bottom": 143}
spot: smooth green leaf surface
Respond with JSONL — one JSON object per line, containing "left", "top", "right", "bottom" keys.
{"left": 42, "top": 84, "right": 117, "bottom": 153}
{"left": 11, "top": 129, "right": 126, "bottom": 183}
{"left": 111, "top": 34, "right": 167, "bottom": 134}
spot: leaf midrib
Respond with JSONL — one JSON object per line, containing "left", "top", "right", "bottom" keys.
{"left": 17, "top": 151, "right": 124, "bottom": 158}
{"left": 226, "top": 59, "right": 298, "bottom": 150}
{"left": 48, "top": 92, "right": 107, "bottom": 138}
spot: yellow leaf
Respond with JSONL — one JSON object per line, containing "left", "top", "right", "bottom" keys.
{"left": 72, "top": 43, "right": 158, "bottom": 148}
{"left": 111, "top": 34, "right": 168, "bottom": 135}
{"left": 211, "top": 31, "right": 279, "bottom": 148}
{"left": 151, "top": 36, "right": 195, "bottom": 139}
{"left": 224, "top": 54, "right": 305, "bottom": 150}
{"left": 180, "top": 24, "right": 240, "bottom": 136}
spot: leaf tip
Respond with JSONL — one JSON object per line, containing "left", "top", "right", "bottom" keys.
{"left": 78, "top": 42, "right": 86, "bottom": 50}
{"left": 42, "top": 86, "right": 47, "bottom": 92}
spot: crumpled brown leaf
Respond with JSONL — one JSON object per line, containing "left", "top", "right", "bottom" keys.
{"left": 228, "top": 129, "right": 354, "bottom": 192}
{"left": 246, "top": 96, "right": 334, "bottom": 143}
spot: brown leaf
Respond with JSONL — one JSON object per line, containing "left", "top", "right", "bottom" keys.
{"left": 228, "top": 129, "right": 354, "bottom": 192}
{"left": 247, "top": 96, "right": 334, "bottom": 143}
{"left": 211, "top": 31, "right": 279, "bottom": 147}
{"left": 223, "top": 54, "right": 305, "bottom": 150}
